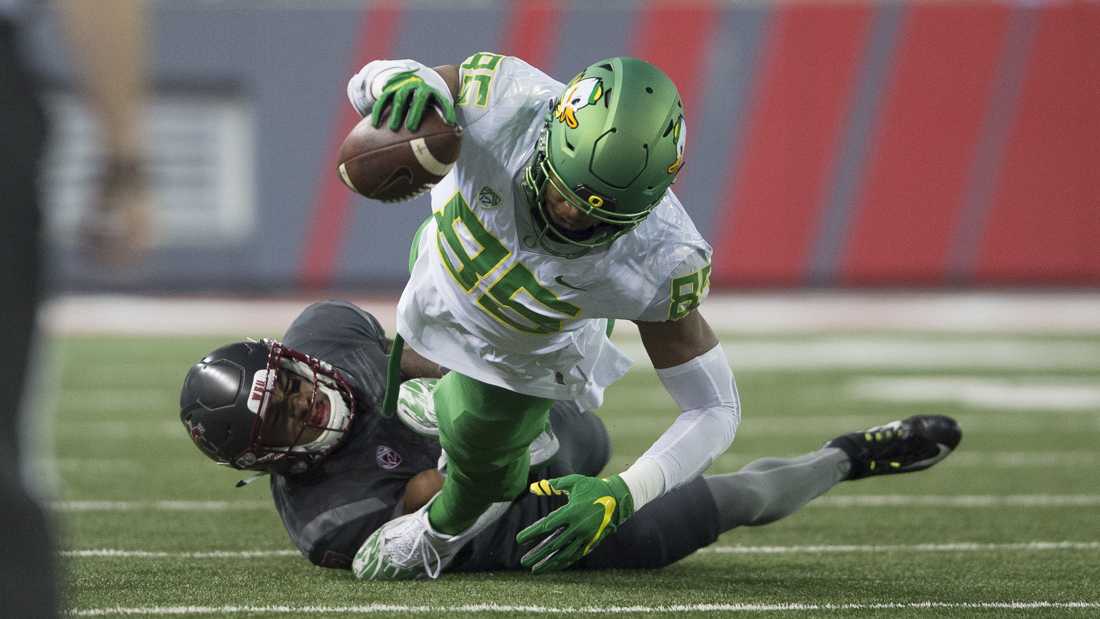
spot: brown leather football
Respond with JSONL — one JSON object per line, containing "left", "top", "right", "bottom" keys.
{"left": 337, "top": 111, "right": 462, "bottom": 202}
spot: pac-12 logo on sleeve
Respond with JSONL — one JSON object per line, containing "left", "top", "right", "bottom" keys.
{"left": 477, "top": 186, "right": 503, "bottom": 209}
{"left": 376, "top": 445, "right": 402, "bottom": 470}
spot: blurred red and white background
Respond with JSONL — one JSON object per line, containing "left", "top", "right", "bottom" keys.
{"left": 23, "top": 0, "right": 1098, "bottom": 297}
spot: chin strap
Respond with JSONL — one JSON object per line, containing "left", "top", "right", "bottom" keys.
{"left": 522, "top": 169, "right": 593, "bottom": 259}
{"left": 235, "top": 472, "right": 269, "bottom": 488}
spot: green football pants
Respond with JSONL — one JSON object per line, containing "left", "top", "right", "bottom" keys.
{"left": 428, "top": 371, "right": 553, "bottom": 535}
{"left": 408, "top": 215, "right": 554, "bottom": 534}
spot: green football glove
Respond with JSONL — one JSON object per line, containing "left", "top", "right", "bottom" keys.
{"left": 370, "top": 70, "right": 457, "bottom": 132}
{"left": 516, "top": 474, "right": 634, "bottom": 573}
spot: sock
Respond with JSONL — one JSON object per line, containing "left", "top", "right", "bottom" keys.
{"left": 428, "top": 479, "right": 488, "bottom": 535}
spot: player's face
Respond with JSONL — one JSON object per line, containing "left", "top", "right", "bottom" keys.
{"left": 544, "top": 182, "right": 599, "bottom": 233}
{"left": 259, "top": 369, "right": 330, "bottom": 447}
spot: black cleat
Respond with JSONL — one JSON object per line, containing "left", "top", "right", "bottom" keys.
{"left": 826, "top": 415, "right": 961, "bottom": 481}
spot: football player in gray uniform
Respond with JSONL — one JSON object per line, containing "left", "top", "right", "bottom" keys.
{"left": 180, "top": 301, "right": 961, "bottom": 575}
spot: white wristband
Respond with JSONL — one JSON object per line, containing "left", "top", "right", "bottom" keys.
{"left": 619, "top": 458, "right": 666, "bottom": 511}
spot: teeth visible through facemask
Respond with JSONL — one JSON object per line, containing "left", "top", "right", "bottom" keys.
{"left": 280, "top": 359, "right": 352, "bottom": 454}
{"left": 308, "top": 397, "right": 331, "bottom": 428}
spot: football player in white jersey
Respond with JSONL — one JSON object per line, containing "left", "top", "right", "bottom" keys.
{"left": 346, "top": 53, "right": 740, "bottom": 579}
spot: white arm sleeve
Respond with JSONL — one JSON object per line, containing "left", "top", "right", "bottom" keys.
{"left": 618, "top": 344, "right": 741, "bottom": 510}
{"left": 346, "top": 59, "right": 453, "bottom": 117}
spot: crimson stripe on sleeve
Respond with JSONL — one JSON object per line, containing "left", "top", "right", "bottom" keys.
{"left": 713, "top": 4, "right": 873, "bottom": 285}
{"left": 840, "top": 4, "right": 1010, "bottom": 284}
{"left": 299, "top": 3, "right": 402, "bottom": 290}
{"left": 499, "top": 0, "right": 563, "bottom": 72}
{"left": 976, "top": 3, "right": 1100, "bottom": 284}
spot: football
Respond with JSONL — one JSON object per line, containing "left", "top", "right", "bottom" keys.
{"left": 336, "top": 111, "right": 462, "bottom": 202}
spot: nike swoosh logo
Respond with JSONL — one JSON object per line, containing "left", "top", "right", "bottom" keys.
{"left": 554, "top": 275, "right": 588, "bottom": 292}
{"left": 907, "top": 443, "right": 952, "bottom": 470}
{"left": 584, "top": 496, "right": 616, "bottom": 555}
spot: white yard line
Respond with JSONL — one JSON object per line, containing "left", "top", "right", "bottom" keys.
{"left": 701, "top": 542, "right": 1100, "bottom": 554}
{"left": 612, "top": 338, "right": 1100, "bottom": 371}
{"left": 63, "top": 549, "right": 299, "bottom": 558}
{"left": 52, "top": 495, "right": 1100, "bottom": 513}
{"left": 53, "top": 500, "right": 272, "bottom": 512}
{"left": 813, "top": 495, "right": 1100, "bottom": 507}
{"left": 45, "top": 297, "right": 384, "bottom": 337}
{"left": 849, "top": 376, "right": 1100, "bottom": 411}
{"left": 929, "top": 451, "right": 1100, "bottom": 468}
{"left": 66, "top": 601, "right": 1100, "bottom": 616}
{"left": 44, "top": 292, "right": 1100, "bottom": 336}
{"left": 62, "top": 541, "right": 1100, "bottom": 560}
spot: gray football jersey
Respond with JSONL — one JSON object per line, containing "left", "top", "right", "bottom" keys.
{"left": 269, "top": 301, "right": 442, "bottom": 569}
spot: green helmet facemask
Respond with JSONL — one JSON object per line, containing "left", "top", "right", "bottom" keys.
{"left": 524, "top": 56, "right": 687, "bottom": 252}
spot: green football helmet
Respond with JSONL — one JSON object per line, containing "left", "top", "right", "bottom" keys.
{"left": 524, "top": 57, "right": 686, "bottom": 251}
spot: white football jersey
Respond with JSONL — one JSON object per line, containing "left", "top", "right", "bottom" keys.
{"left": 397, "top": 53, "right": 712, "bottom": 409}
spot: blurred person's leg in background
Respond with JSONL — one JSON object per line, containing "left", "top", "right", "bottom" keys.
{"left": 58, "top": 0, "right": 151, "bottom": 266}
{"left": 0, "top": 12, "right": 56, "bottom": 618}
{"left": 0, "top": 2, "right": 150, "bottom": 614}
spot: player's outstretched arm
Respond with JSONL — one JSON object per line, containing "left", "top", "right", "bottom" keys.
{"left": 624, "top": 309, "right": 740, "bottom": 505}
{"left": 519, "top": 310, "right": 740, "bottom": 573}
{"left": 346, "top": 60, "right": 459, "bottom": 131}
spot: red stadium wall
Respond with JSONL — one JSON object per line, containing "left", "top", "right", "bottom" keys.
{"left": 711, "top": 1, "right": 1100, "bottom": 286}
{"left": 33, "top": 1, "right": 1099, "bottom": 291}
{"left": 290, "top": 0, "right": 1100, "bottom": 291}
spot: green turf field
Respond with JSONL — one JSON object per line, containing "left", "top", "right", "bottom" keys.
{"left": 53, "top": 332, "right": 1100, "bottom": 617}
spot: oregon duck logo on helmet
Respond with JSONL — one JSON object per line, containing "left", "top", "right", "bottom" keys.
{"left": 554, "top": 76, "right": 605, "bottom": 129}
{"left": 524, "top": 57, "right": 686, "bottom": 254}
{"left": 667, "top": 116, "right": 686, "bottom": 175}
